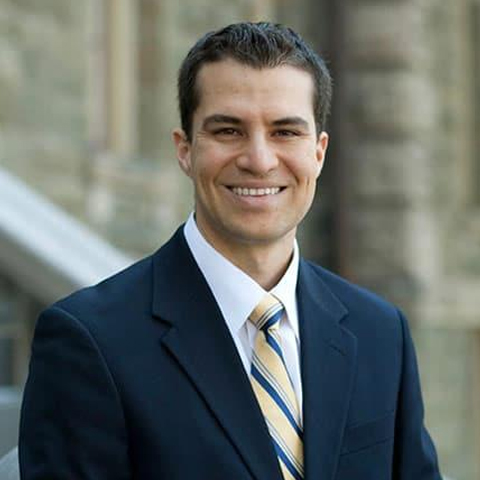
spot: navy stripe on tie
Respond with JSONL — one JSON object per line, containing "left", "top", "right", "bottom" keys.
{"left": 266, "top": 419, "right": 304, "bottom": 476}
{"left": 265, "top": 331, "right": 285, "bottom": 361}
{"left": 272, "top": 437, "right": 303, "bottom": 480}
{"left": 253, "top": 353, "right": 298, "bottom": 418}
{"left": 251, "top": 363, "right": 303, "bottom": 436}
{"left": 262, "top": 309, "right": 284, "bottom": 331}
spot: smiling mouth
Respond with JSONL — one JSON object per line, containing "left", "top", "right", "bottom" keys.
{"left": 229, "top": 187, "right": 283, "bottom": 197}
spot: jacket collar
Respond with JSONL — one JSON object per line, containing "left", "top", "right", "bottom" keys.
{"left": 152, "top": 228, "right": 357, "bottom": 480}
{"left": 297, "top": 259, "right": 357, "bottom": 479}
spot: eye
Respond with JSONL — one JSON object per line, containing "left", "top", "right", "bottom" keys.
{"left": 214, "top": 127, "right": 241, "bottom": 136}
{"left": 274, "top": 129, "right": 300, "bottom": 137}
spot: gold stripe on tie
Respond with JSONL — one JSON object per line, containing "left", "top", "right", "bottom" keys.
{"left": 249, "top": 294, "right": 304, "bottom": 480}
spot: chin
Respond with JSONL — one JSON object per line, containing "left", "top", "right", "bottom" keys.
{"left": 226, "top": 223, "right": 294, "bottom": 246}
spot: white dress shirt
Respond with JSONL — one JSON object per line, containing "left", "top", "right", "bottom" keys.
{"left": 183, "top": 213, "right": 303, "bottom": 414}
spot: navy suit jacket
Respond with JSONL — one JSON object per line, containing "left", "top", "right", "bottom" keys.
{"left": 19, "top": 227, "right": 441, "bottom": 479}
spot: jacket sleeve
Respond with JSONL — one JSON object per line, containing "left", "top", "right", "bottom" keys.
{"left": 393, "top": 309, "right": 442, "bottom": 480}
{"left": 19, "top": 306, "right": 131, "bottom": 479}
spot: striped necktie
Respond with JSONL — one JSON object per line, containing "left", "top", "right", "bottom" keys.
{"left": 249, "top": 294, "right": 304, "bottom": 480}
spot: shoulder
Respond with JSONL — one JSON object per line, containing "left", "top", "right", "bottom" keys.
{"left": 302, "top": 260, "right": 398, "bottom": 316}
{"left": 54, "top": 253, "right": 154, "bottom": 323}
{"left": 300, "top": 259, "right": 404, "bottom": 340}
{"left": 28, "top": 254, "right": 154, "bottom": 356}
{"left": 38, "top": 226, "right": 189, "bottom": 350}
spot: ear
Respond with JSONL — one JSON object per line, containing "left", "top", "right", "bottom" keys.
{"left": 315, "top": 131, "right": 329, "bottom": 178}
{"left": 172, "top": 128, "right": 192, "bottom": 177}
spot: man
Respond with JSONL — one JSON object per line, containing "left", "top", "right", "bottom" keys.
{"left": 20, "top": 22, "right": 442, "bottom": 479}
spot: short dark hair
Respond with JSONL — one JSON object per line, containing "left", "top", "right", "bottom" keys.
{"left": 177, "top": 22, "right": 333, "bottom": 140}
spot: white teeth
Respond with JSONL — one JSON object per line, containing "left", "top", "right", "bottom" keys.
{"left": 231, "top": 187, "right": 281, "bottom": 196}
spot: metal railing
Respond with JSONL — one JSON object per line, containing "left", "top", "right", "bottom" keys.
{"left": 0, "top": 168, "right": 132, "bottom": 304}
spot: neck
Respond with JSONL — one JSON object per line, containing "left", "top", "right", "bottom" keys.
{"left": 226, "top": 243, "right": 294, "bottom": 291}
{"left": 197, "top": 225, "right": 295, "bottom": 291}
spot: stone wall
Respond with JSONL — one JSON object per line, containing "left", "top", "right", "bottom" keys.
{"left": 0, "top": 1, "right": 89, "bottom": 219}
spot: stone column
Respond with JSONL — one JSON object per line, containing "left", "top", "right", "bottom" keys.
{"left": 341, "top": 1, "right": 439, "bottom": 315}
{"left": 338, "top": 2, "right": 479, "bottom": 478}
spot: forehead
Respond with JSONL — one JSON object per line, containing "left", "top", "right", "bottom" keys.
{"left": 193, "top": 59, "right": 315, "bottom": 120}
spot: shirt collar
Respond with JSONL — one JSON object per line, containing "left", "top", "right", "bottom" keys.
{"left": 270, "top": 248, "right": 300, "bottom": 340}
{"left": 183, "top": 213, "right": 300, "bottom": 339}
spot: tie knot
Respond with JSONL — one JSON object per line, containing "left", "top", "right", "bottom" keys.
{"left": 248, "top": 294, "right": 284, "bottom": 332}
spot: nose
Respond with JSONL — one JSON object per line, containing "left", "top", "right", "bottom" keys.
{"left": 235, "top": 134, "right": 279, "bottom": 175}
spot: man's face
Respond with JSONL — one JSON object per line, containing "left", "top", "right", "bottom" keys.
{"left": 173, "top": 59, "right": 329, "bottom": 256}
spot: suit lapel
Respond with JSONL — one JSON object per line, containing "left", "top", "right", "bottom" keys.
{"left": 297, "top": 260, "right": 357, "bottom": 480}
{"left": 151, "top": 228, "right": 283, "bottom": 480}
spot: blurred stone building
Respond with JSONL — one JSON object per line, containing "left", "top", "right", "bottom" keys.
{"left": 0, "top": 0, "right": 478, "bottom": 478}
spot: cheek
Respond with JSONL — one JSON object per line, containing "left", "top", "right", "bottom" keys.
{"left": 194, "top": 150, "right": 235, "bottom": 183}
{"left": 191, "top": 158, "right": 223, "bottom": 191}
{"left": 290, "top": 153, "right": 321, "bottom": 184}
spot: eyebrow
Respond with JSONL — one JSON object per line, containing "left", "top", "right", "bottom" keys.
{"left": 271, "top": 116, "right": 310, "bottom": 129}
{"left": 202, "top": 114, "right": 310, "bottom": 130}
{"left": 202, "top": 114, "right": 242, "bottom": 128}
